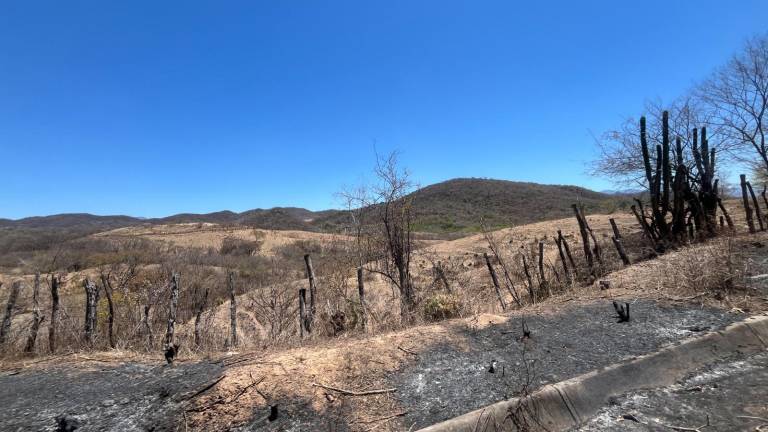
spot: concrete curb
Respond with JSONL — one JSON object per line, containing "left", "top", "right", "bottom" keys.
{"left": 417, "top": 314, "right": 768, "bottom": 432}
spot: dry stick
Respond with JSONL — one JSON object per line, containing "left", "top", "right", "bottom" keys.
{"left": 483, "top": 253, "right": 507, "bottom": 311}
{"left": 311, "top": 382, "right": 396, "bottom": 396}
{"left": 48, "top": 276, "right": 60, "bottom": 353}
{"left": 717, "top": 198, "right": 735, "bottom": 229}
{"left": 631, "top": 204, "right": 657, "bottom": 250}
{"left": 747, "top": 181, "right": 766, "bottom": 231}
{"left": 24, "top": 274, "right": 45, "bottom": 353}
{"left": 357, "top": 267, "right": 367, "bottom": 331}
{"left": 353, "top": 411, "right": 408, "bottom": 425}
{"left": 741, "top": 174, "right": 757, "bottom": 233}
{"left": 580, "top": 207, "right": 603, "bottom": 265}
{"left": 228, "top": 271, "right": 237, "bottom": 347}
{"left": 0, "top": 281, "right": 21, "bottom": 345}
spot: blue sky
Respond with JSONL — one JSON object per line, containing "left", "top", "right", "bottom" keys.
{"left": 2, "top": 1, "right": 767, "bottom": 219}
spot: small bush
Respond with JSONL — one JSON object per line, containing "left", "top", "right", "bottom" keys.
{"left": 422, "top": 293, "right": 462, "bottom": 321}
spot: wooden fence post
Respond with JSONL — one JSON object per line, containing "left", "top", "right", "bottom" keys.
{"left": 298, "top": 288, "right": 308, "bottom": 337}
{"left": 48, "top": 276, "right": 60, "bottom": 353}
{"left": 303, "top": 254, "right": 317, "bottom": 331}
{"left": 572, "top": 204, "right": 594, "bottom": 274}
{"left": 228, "top": 271, "right": 237, "bottom": 347}
{"left": 746, "top": 181, "right": 765, "bottom": 231}
{"left": 164, "top": 273, "right": 180, "bottom": 349}
{"left": 357, "top": 267, "right": 367, "bottom": 331}
{"left": 741, "top": 174, "right": 756, "bottom": 233}
{"left": 609, "top": 218, "right": 630, "bottom": 265}
{"left": 25, "top": 274, "right": 45, "bottom": 354}
{"left": 83, "top": 278, "right": 99, "bottom": 345}
{"left": 0, "top": 281, "right": 22, "bottom": 346}
{"left": 483, "top": 253, "right": 506, "bottom": 311}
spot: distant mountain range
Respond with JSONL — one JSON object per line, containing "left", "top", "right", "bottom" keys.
{"left": 1, "top": 178, "right": 633, "bottom": 235}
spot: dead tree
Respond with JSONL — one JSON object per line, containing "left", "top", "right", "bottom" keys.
{"left": 99, "top": 274, "right": 116, "bottom": 349}
{"left": 164, "top": 273, "right": 180, "bottom": 351}
{"left": 357, "top": 267, "right": 367, "bottom": 331}
{"left": 24, "top": 274, "right": 45, "bottom": 354}
{"left": 747, "top": 181, "right": 765, "bottom": 231}
{"left": 741, "top": 174, "right": 757, "bottom": 233}
{"left": 83, "top": 278, "right": 100, "bottom": 345}
{"left": 572, "top": 204, "right": 595, "bottom": 275}
{"left": 193, "top": 286, "right": 209, "bottom": 348}
{"left": 303, "top": 254, "right": 317, "bottom": 331}
{"left": 0, "top": 281, "right": 22, "bottom": 345}
{"left": 228, "top": 271, "right": 237, "bottom": 347}
{"left": 48, "top": 276, "right": 60, "bottom": 353}
{"left": 483, "top": 253, "right": 506, "bottom": 310}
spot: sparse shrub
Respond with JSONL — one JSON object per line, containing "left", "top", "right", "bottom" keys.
{"left": 219, "top": 237, "right": 262, "bottom": 256}
{"left": 423, "top": 293, "right": 462, "bottom": 321}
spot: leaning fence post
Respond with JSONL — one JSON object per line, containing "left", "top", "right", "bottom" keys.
{"left": 483, "top": 253, "right": 506, "bottom": 311}
{"left": 741, "top": 174, "right": 756, "bottom": 233}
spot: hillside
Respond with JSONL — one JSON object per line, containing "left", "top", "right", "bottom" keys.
{"left": 0, "top": 178, "right": 630, "bottom": 259}
{"left": 314, "top": 178, "right": 631, "bottom": 233}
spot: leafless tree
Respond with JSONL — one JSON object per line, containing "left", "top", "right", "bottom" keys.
{"left": 698, "top": 34, "right": 768, "bottom": 176}
{"left": 591, "top": 97, "right": 719, "bottom": 187}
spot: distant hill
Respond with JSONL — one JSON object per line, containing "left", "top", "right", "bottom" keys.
{"left": 0, "top": 178, "right": 631, "bottom": 240}
{"left": 314, "top": 178, "right": 630, "bottom": 233}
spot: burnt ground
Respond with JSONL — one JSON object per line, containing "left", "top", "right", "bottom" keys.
{"left": 578, "top": 351, "right": 768, "bottom": 431}
{"left": 0, "top": 360, "right": 222, "bottom": 432}
{"left": 389, "top": 300, "right": 742, "bottom": 430}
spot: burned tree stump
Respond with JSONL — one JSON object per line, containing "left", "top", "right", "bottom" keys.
{"left": 48, "top": 276, "right": 60, "bottom": 353}
{"left": 0, "top": 281, "right": 22, "bottom": 346}
{"left": 613, "top": 301, "right": 630, "bottom": 323}
{"left": 483, "top": 253, "right": 507, "bottom": 311}
{"left": 25, "top": 274, "right": 45, "bottom": 354}
{"left": 741, "top": 174, "right": 757, "bottom": 233}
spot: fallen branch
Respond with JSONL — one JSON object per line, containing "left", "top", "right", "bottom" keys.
{"left": 353, "top": 411, "right": 408, "bottom": 425}
{"left": 397, "top": 346, "right": 418, "bottom": 356}
{"left": 312, "top": 382, "right": 397, "bottom": 396}
{"left": 177, "top": 375, "right": 226, "bottom": 402}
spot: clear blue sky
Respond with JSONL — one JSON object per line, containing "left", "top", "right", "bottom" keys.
{"left": 2, "top": 1, "right": 767, "bottom": 219}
